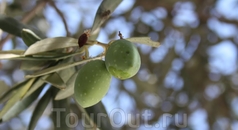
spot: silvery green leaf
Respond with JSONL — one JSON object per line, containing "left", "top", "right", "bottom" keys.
{"left": 126, "top": 37, "right": 160, "bottom": 47}
{"left": 25, "top": 56, "right": 103, "bottom": 78}
{"left": 24, "top": 37, "right": 78, "bottom": 56}
{"left": 21, "top": 28, "right": 41, "bottom": 47}
{"left": 0, "top": 50, "right": 24, "bottom": 59}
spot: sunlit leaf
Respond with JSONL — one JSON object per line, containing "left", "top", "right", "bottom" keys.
{"left": 24, "top": 37, "right": 78, "bottom": 56}
{"left": 28, "top": 87, "right": 52, "bottom": 130}
{"left": 22, "top": 77, "right": 46, "bottom": 99}
{"left": 126, "top": 37, "right": 160, "bottom": 47}
{"left": 0, "top": 79, "right": 28, "bottom": 104}
{"left": 25, "top": 56, "right": 103, "bottom": 78}
{"left": 1, "top": 86, "right": 43, "bottom": 122}
{"left": 90, "top": 0, "right": 122, "bottom": 39}
{"left": 54, "top": 72, "right": 78, "bottom": 100}
{"left": 0, "top": 50, "right": 25, "bottom": 59}
{"left": 0, "top": 78, "right": 35, "bottom": 119}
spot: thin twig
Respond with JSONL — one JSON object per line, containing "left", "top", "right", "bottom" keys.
{"left": 49, "top": 1, "right": 70, "bottom": 37}
{"left": 0, "top": 0, "right": 49, "bottom": 49}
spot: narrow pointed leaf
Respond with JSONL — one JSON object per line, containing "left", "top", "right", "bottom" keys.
{"left": 25, "top": 56, "right": 103, "bottom": 78}
{"left": 0, "top": 50, "right": 25, "bottom": 59}
{"left": 52, "top": 98, "right": 71, "bottom": 130}
{"left": 55, "top": 72, "right": 77, "bottom": 100}
{"left": 90, "top": 0, "right": 122, "bottom": 39}
{"left": 0, "top": 14, "right": 28, "bottom": 37}
{"left": 0, "top": 79, "right": 29, "bottom": 103}
{"left": 0, "top": 81, "right": 9, "bottom": 97}
{"left": 126, "top": 37, "right": 160, "bottom": 47}
{"left": 42, "top": 72, "right": 66, "bottom": 89}
{"left": 1, "top": 86, "right": 43, "bottom": 122}
{"left": 20, "top": 60, "right": 54, "bottom": 71}
{"left": 21, "top": 28, "right": 41, "bottom": 47}
{"left": 0, "top": 15, "right": 44, "bottom": 38}
{"left": 85, "top": 101, "right": 113, "bottom": 130}
{"left": 22, "top": 77, "right": 46, "bottom": 99}
{"left": 0, "top": 78, "right": 35, "bottom": 118}
{"left": 28, "top": 87, "right": 52, "bottom": 130}
{"left": 24, "top": 37, "right": 78, "bottom": 56}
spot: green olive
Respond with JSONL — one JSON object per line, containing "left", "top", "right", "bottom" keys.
{"left": 105, "top": 39, "right": 141, "bottom": 79}
{"left": 74, "top": 60, "right": 112, "bottom": 108}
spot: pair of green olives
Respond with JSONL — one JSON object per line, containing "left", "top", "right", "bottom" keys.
{"left": 74, "top": 39, "right": 141, "bottom": 108}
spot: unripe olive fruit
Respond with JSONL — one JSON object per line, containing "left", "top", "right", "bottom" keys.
{"left": 74, "top": 60, "right": 112, "bottom": 108}
{"left": 105, "top": 39, "right": 141, "bottom": 79}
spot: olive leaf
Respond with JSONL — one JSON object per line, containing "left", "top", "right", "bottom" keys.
{"left": 52, "top": 98, "right": 71, "bottom": 130}
{"left": 0, "top": 78, "right": 35, "bottom": 119}
{"left": 42, "top": 72, "right": 67, "bottom": 89}
{"left": 1, "top": 86, "right": 43, "bottom": 122}
{"left": 126, "top": 37, "right": 160, "bottom": 47}
{"left": 0, "top": 14, "right": 44, "bottom": 38}
{"left": 22, "top": 77, "right": 47, "bottom": 99}
{"left": 90, "top": 0, "right": 122, "bottom": 40}
{"left": 0, "top": 79, "right": 30, "bottom": 104}
{"left": 28, "top": 87, "right": 53, "bottom": 130}
{"left": 20, "top": 60, "right": 55, "bottom": 71}
{"left": 21, "top": 28, "right": 41, "bottom": 47}
{"left": 0, "top": 50, "right": 25, "bottom": 59}
{"left": 85, "top": 101, "right": 113, "bottom": 130}
{"left": 0, "top": 14, "right": 29, "bottom": 37}
{"left": 54, "top": 72, "right": 78, "bottom": 100}
{"left": 24, "top": 37, "right": 78, "bottom": 56}
{"left": 25, "top": 55, "right": 103, "bottom": 78}
{"left": 0, "top": 81, "right": 9, "bottom": 98}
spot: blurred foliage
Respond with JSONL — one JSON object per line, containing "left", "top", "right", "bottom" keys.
{"left": 0, "top": 0, "right": 238, "bottom": 130}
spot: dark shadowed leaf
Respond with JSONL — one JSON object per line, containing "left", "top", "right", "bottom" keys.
{"left": 52, "top": 98, "right": 71, "bottom": 130}
{"left": 85, "top": 101, "right": 113, "bottom": 130}
{"left": 0, "top": 81, "right": 9, "bottom": 97}
{"left": 28, "top": 87, "right": 52, "bottom": 130}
